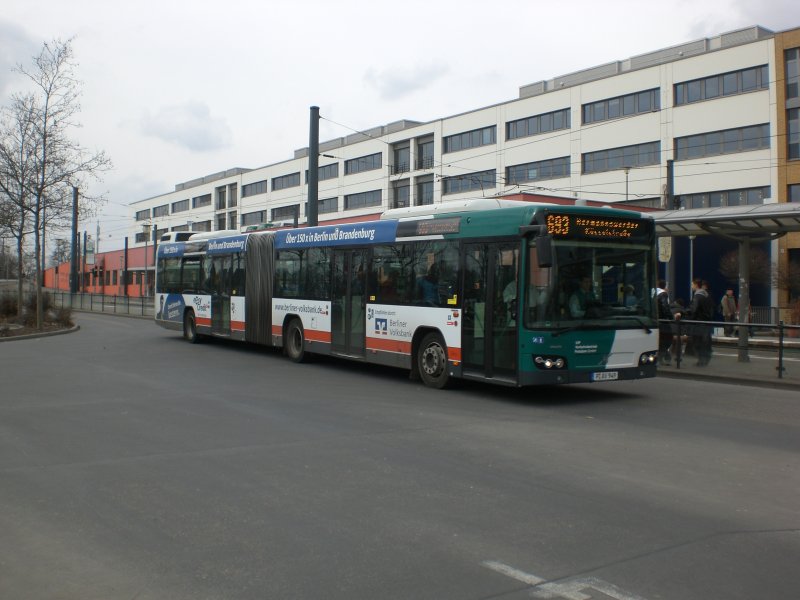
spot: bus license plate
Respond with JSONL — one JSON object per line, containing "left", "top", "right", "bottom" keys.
{"left": 592, "top": 371, "right": 618, "bottom": 381}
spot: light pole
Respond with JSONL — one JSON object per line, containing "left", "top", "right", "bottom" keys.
{"left": 689, "top": 235, "right": 696, "bottom": 299}
{"left": 624, "top": 166, "right": 631, "bottom": 202}
{"left": 142, "top": 222, "right": 150, "bottom": 297}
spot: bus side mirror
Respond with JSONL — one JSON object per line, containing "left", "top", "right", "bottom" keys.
{"left": 536, "top": 234, "right": 553, "bottom": 268}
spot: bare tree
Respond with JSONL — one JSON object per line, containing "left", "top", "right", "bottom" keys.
{"left": 0, "top": 92, "right": 39, "bottom": 314}
{"left": 717, "top": 247, "right": 772, "bottom": 286}
{"left": 0, "top": 38, "right": 112, "bottom": 327}
{"left": 50, "top": 237, "right": 70, "bottom": 267}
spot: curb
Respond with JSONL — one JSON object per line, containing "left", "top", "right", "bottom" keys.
{"left": 657, "top": 368, "right": 799, "bottom": 391}
{"left": 0, "top": 324, "right": 80, "bottom": 343}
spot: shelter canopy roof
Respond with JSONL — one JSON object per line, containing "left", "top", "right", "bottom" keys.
{"left": 650, "top": 203, "right": 800, "bottom": 238}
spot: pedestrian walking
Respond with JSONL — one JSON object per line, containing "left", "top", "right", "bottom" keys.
{"left": 655, "top": 279, "right": 673, "bottom": 364}
{"left": 720, "top": 288, "right": 738, "bottom": 336}
{"left": 675, "top": 278, "right": 714, "bottom": 366}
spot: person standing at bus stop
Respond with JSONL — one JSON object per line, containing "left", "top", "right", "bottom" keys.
{"left": 655, "top": 279, "right": 673, "bottom": 364}
{"left": 720, "top": 288, "right": 738, "bottom": 336}
{"left": 676, "top": 278, "right": 714, "bottom": 366}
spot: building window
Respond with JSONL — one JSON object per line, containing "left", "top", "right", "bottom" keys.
{"left": 241, "top": 180, "right": 268, "bottom": 198}
{"left": 392, "top": 142, "right": 410, "bottom": 174}
{"left": 674, "top": 65, "right": 769, "bottom": 106}
{"left": 135, "top": 231, "right": 149, "bottom": 243}
{"left": 228, "top": 211, "right": 238, "bottom": 229}
{"left": 171, "top": 224, "right": 189, "bottom": 232}
{"left": 304, "top": 197, "right": 339, "bottom": 215}
{"left": 789, "top": 108, "right": 800, "bottom": 160}
{"left": 443, "top": 126, "right": 496, "bottom": 153}
{"left": 392, "top": 180, "right": 410, "bottom": 208}
{"left": 153, "top": 204, "right": 169, "bottom": 218}
{"left": 135, "top": 209, "right": 150, "bottom": 221}
{"left": 678, "top": 186, "right": 770, "bottom": 209}
{"left": 217, "top": 214, "right": 226, "bottom": 231}
{"left": 272, "top": 172, "right": 300, "bottom": 191}
{"left": 506, "top": 157, "right": 570, "bottom": 184}
{"left": 416, "top": 137, "right": 434, "bottom": 170}
{"left": 787, "top": 48, "right": 799, "bottom": 100}
{"left": 442, "top": 169, "right": 496, "bottom": 195}
{"left": 789, "top": 184, "right": 800, "bottom": 202}
{"left": 228, "top": 184, "right": 238, "bottom": 207}
{"left": 192, "top": 194, "right": 211, "bottom": 209}
{"left": 216, "top": 187, "right": 227, "bottom": 210}
{"left": 582, "top": 89, "right": 659, "bottom": 124}
{"left": 241, "top": 210, "right": 266, "bottom": 227}
{"left": 507, "top": 108, "right": 570, "bottom": 140}
{"left": 171, "top": 199, "right": 189, "bottom": 213}
{"left": 305, "top": 163, "right": 339, "bottom": 182}
{"left": 416, "top": 176, "right": 434, "bottom": 205}
{"left": 345, "top": 153, "right": 382, "bottom": 175}
{"left": 193, "top": 220, "right": 211, "bottom": 232}
{"left": 272, "top": 205, "right": 299, "bottom": 221}
{"left": 344, "top": 189, "right": 381, "bottom": 210}
{"left": 675, "top": 124, "right": 770, "bottom": 160}
{"left": 582, "top": 142, "right": 660, "bottom": 174}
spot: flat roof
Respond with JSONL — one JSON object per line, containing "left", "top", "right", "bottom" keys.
{"left": 650, "top": 203, "right": 800, "bottom": 238}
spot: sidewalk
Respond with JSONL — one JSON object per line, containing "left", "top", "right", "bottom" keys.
{"left": 657, "top": 335, "right": 800, "bottom": 390}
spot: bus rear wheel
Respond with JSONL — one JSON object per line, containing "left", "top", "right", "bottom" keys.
{"left": 285, "top": 319, "right": 306, "bottom": 362}
{"left": 183, "top": 311, "right": 199, "bottom": 344}
{"left": 418, "top": 332, "right": 450, "bottom": 389}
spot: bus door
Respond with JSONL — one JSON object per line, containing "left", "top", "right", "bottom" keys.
{"left": 331, "top": 248, "right": 368, "bottom": 357}
{"left": 462, "top": 242, "right": 519, "bottom": 381}
{"left": 210, "top": 255, "right": 232, "bottom": 335}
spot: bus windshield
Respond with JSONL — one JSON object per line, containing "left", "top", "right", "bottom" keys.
{"left": 524, "top": 239, "right": 656, "bottom": 329}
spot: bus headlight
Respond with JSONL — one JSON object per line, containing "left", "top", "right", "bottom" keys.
{"left": 534, "top": 355, "right": 567, "bottom": 370}
{"left": 639, "top": 351, "right": 658, "bottom": 365}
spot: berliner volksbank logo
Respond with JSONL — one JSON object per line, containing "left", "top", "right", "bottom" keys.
{"left": 375, "top": 318, "right": 388, "bottom": 335}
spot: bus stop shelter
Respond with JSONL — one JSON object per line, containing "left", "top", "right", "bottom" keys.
{"left": 649, "top": 202, "right": 800, "bottom": 361}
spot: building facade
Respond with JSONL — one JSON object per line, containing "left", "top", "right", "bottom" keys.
{"left": 123, "top": 24, "right": 797, "bottom": 302}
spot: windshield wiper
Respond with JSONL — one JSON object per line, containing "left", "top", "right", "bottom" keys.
{"left": 608, "top": 314, "right": 653, "bottom": 333}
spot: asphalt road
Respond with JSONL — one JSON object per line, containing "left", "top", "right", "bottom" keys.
{"left": 1, "top": 313, "right": 798, "bottom": 600}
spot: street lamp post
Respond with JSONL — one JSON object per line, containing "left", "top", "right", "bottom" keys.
{"left": 624, "top": 166, "right": 631, "bottom": 202}
{"left": 142, "top": 223, "right": 150, "bottom": 297}
{"left": 689, "top": 235, "right": 696, "bottom": 298}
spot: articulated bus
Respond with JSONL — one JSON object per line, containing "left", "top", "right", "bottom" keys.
{"left": 155, "top": 199, "right": 658, "bottom": 388}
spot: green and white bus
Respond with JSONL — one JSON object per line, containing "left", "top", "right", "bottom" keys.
{"left": 155, "top": 199, "right": 658, "bottom": 388}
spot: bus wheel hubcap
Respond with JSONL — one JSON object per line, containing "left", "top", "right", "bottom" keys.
{"left": 422, "top": 345, "right": 443, "bottom": 375}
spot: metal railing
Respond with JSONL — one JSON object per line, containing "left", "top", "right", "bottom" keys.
{"left": 664, "top": 318, "right": 800, "bottom": 380}
{"left": 48, "top": 290, "right": 155, "bottom": 318}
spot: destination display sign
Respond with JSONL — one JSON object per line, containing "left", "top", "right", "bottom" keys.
{"left": 542, "top": 212, "right": 652, "bottom": 242}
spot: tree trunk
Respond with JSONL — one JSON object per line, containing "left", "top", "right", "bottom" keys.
{"left": 16, "top": 236, "right": 24, "bottom": 318}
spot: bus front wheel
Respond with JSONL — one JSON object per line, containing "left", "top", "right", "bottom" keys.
{"left": 183, "top": 311, "right": 199, "bottom": 344}
{"left": 285, "top": 319, "right": 306, "bottom": 362}
{"left": 417, "top": 332, "right": 450, "bottom": 389}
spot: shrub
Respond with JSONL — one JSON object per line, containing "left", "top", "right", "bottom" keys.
{"left": 25, "top": 291, "right": 52, "bottom": 313}
{"left": 55, "top": 307, "right": 74, "bottom": 327}
{"left": 0, "top": 294, "right": 17, "bottom": 318}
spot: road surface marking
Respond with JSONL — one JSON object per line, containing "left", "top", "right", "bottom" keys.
{"left": 482, "top": 561, "right": 649, "bottom": 600}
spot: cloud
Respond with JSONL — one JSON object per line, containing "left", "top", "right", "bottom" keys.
{"left": 0, "top": 20, "right": 40, "bottom": 97}
{"left": 364, "top": 62, "right": 449, "bottom": 100}
{"left": 138, "top": 101, "right": 232, "bottom": 152}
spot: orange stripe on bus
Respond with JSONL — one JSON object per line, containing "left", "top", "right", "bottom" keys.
{"left": 305, "top": 330, "right": 332, "bottom": 343}
{"left": 448, "top": 347, "right": 462, "bottom": 362}
{"left": 366, "top": 337, "right": 412, "bottom": 354}
{"left": 271, "top": 324, "right": 330, "bottom": 343}
{"left": 196, "top": 317, "right": 212, "bottom": 326}
{"left": 231, "top": 321, "right": 245, "bottom": 332}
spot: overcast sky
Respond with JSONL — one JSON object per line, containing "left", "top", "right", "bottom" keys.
{"left": 1, "top": 0, "right": 797, "bottom": 250}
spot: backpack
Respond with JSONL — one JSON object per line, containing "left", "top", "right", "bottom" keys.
{"left": 657, "top": 291, "right": 672, "bottom": 320}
